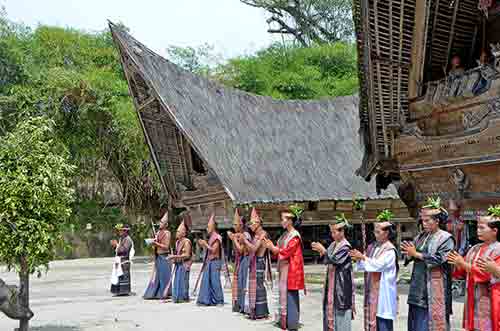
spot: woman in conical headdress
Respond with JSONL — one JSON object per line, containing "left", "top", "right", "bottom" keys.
{"left": 168, "top": 212, "right": 193, "bottom": 303}
{"left": 402, "top": 196, "right": 454, "bottom": 331}
{"left": 448, "top": 204, "right": 500, "bottom": 331}
{"left": 227, "top": 208, "right": 251, "bottom": 313}
{"left": 143, "top": 211, "right": 173, "bottom": 300}
{"left": 195, "top": 214, "right": 225, "bottom": 306}
{"left": 351, "top": 210, "right": 398, "bottom": 331}
{"left": 240, "top": 207, "right": 271, "bottom": 319}
{"left": 263, "top": 205, "right": 305, "bottom": 331}
{"left": 312, "top": 213, "right": 355, "bottom": 331}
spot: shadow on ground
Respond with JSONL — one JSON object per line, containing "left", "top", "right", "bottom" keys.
{"left": 14, "top": 325, "right": 80, "bottom": 331}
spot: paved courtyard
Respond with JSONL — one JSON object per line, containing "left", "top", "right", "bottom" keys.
{"left": 0, "top": 257, "right": 464, "bottom": 331}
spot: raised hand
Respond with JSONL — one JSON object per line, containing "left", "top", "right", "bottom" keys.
{"left": 447, "top": 250, "right": 466, "bottom": 269}
{"left": 401, "top": 241, "right": 417, "bottom": 258}
{"left": 477, "top": 256, "right": 500, "bottom": 275}
{"left": 262, "top": 238, "right": 274, "bottom": 249}
{"left": 349, "top": 249, "right": 365, "bottom": 261}
{"left": 311, "top": 242, "right": 326, "bottom": 256}
{"left": 198, "top": 239, "right": 208, "bottom": 248}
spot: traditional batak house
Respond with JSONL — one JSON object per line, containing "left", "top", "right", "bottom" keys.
{"left": 108, "top": 23, "right": 415, "bottom": 260}
{"left": 353, "top": 0, "right": 500, "bottom": 240}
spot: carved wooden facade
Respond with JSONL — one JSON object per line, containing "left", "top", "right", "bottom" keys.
{"left": 355, "top": 0, "right": 500, "bottom": 216}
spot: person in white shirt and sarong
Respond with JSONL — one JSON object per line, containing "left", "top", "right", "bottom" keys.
{"left": 350, "top": 210, "right": 398, "bottom": 331}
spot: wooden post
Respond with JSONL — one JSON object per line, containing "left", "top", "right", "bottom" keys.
{"left": 18, "top": 257, "right": 30, "bottom": 331}
{"left": 396, "top": 223, "right": 402, "bottom": 250}
{"left": 409, "top": 0, "right": 430, "bottom": 99}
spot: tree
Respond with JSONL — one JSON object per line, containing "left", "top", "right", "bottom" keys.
{"left": 0, "top": 116, "right": 76, "bottom": 331}
{"left": 240, "top": 0, "right": 354, "bottom": 46}
{"left": 0, "top": 18, "right": 158, "bottom": 212}
{"left": 166, "top": 43, "right": 222, "bottom": 75}
{"left": 216, "top": 42, "right": 358, "bottom": 99}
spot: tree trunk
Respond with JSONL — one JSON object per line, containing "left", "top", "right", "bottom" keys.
{"left": 18, "top": 257, "right": 30, "bottom": 331}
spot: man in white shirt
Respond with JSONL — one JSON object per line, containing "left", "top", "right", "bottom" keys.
{"left": 350, "top": 210, "right": 398, "bottom": 331}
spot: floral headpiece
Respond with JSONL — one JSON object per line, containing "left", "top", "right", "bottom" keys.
{"left": 486, "top": 205, "right": 500, "bottom": 221}
{"left": 334, "top": 213, "right": 352, "bottom": 228}
{"left": 376, "top": 209, "right": 394, "bottom": 223}
{"left": 422, "top": 196, "right": 441, "bottom": 210}
{"left": 289, "top": 204, "right": 304, "bottom": 219}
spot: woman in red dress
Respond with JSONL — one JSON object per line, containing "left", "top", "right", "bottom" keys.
{"left": 263, "top": 205, "right": 305, "bottom": 331}
{"left": 448, "top": 205, "right": 500, "bottom": 331}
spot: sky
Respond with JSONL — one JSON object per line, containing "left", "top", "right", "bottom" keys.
{"left": 1, "top": 0, "right": 280, "bottom": 59}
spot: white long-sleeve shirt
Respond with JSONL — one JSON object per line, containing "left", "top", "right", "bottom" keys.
{"left": 357, "top": 247, "right": 398, "bottom": 320}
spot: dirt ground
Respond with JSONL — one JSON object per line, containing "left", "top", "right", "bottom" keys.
{"left": 0, "top": 257, "right": 464, "bottom": 331}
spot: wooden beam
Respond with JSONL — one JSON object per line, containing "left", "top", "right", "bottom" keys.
{"left": 373, "top": 0, "right": 390, "bottom": 157}
{"left": 396, "top": 0, "right": 407, "bottom": 127}
{"left": 361, "top": 0, "right": 379, "bottom": 159}
{"left": 446, "top": 0, "right": 461, "bottom": 68}
{"left": 409, "top": 0, "right": 431, "bottom": 99}
{"left": 116, "top": 52, "right": 177, "bottom": 202}
{"left": 137, "top": 95, "right": 157, "bottom": 112}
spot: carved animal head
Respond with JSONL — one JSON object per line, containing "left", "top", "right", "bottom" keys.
{"left": 0, "top": 279, "right": 34, "bottom": 320}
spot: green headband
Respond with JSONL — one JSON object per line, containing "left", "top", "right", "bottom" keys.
{"left": 334, "top": 213, "right": 352, "bottom": 228}
{"left": 289, "top": 204, "right": 304, "bottom": 220}
{"left": 487, "top": 205, "right": 500, "bottom": 218}
{"left": 376, "top": 209, "right": 394, "bottom": 223}
{"left": 422, "top": 196, "right": 442, "bottom": 210}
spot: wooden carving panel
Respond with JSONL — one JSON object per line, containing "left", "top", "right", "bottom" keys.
{"left": 401, "top": 163, "right": 500, "bottom": 203}
{"left": 396, "top": 117, "right": 500, "bottom": 170}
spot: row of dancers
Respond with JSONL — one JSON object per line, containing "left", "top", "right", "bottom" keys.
{"left": 110, "top": 197, "right": 500, "bottom": 331}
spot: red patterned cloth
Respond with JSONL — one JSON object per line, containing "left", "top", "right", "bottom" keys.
{"left": 492, "top": 283, "right": 500, "bottom": 331}
{"left": 453, "top": 242, "right": 500, "bottom": 331}
{"left": 278, "top": 236, "right": 305, "bottom": 290}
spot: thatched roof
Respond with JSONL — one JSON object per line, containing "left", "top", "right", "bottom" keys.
{"left": 109, "top": 22, "right": 398, "bottom": 205}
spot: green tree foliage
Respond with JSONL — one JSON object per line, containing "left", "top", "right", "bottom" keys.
{"left": 0, "top": 117, "right": 75, "bottom": 271}
{"left": 166, "top": 43, "right": 222, "bottom": 75}
{"left": 216, "top": 42, "right": 358, "bottom": 99}
{"left": 0, "top": 117, "right": 75, "bottom": 330}
{"left": 0, "top": 17, "right": 157, "bottom": 210}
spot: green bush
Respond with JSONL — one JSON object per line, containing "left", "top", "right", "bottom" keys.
{"left": 216, "top": 42, "right": 358, "bottom": 99}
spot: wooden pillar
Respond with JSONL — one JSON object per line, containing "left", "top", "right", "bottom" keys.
{"left": 396, "top": 222, "right": 402, "bottom": 252}
{"left": 409, "top": 0, "right": 430, "bottom": 99}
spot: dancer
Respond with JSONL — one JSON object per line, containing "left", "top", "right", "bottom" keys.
{"left": 227, "top": 209, "right": 251, "bottom": 312}
{"left": 312, "top": 213, "right": 355, "bottom": 331}
{"left": 196, "top": 214, "right": 225, "bottom": 306}
{"left": 448, "top": 205, "right": 500, "bottom": 331}
{"left": 143, "top": 212, "right": 172, "bottom": 300}
{"left": 402, "top": 197, "right": 454, "bottom": 331}
{"left": 240, "top": 208, "right": 271, "bottom": 319}
{"left": 350, "top": 210, "right": 398, "bottom": 331}
{"left": 169, "top": 212, "right": 193, "bottom": 303}
{"left": 263, "top": 205, "right": 305, "bottom": 330}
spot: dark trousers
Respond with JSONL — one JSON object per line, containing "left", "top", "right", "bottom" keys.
{"left": 408, "top": 304, "right": 429, "bottom": 331}
{"left": 377, "top": 317, "right": 393, "bottom": 331}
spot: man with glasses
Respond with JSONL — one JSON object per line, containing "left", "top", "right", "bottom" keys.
{"left": 401, "top": 197, "right": 454, "bottom": 331}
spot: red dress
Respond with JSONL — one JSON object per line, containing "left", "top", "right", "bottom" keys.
{"left": 453, "top": 243, "right": 500, "bottom": 331}
{"left": 278, "top": 237, "right": 305, "bottom": 290}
